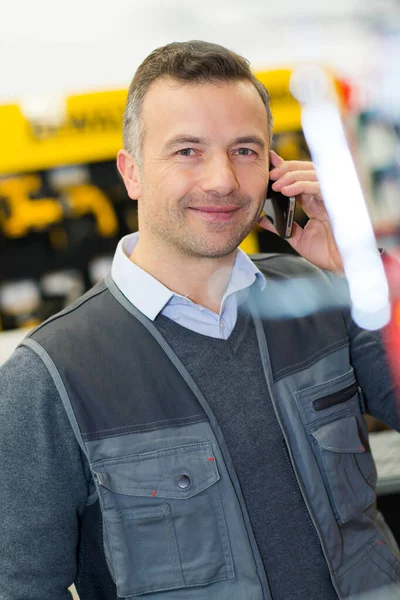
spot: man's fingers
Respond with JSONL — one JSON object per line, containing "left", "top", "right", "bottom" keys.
{"left": 269, "top": 159, "right": 316, "bottom": 179}
{"left": 258, "top": 214, "right": 278, "bottom": 235}
{"left": 280, "top": 180, "right": 321, "bottom": 199}
{"left": 285, "top": 221, "right": 304, "bottom": 251}
{"left": 269, "top": 150, "right": 285, "bottom": 168}
{"left": 271, "top": 170, "right": 318, "bottom": 191}
{"left": 294, "top": 190, "right": 327, "bottom": 220}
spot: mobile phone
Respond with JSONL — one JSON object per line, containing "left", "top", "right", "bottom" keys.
{"left": 262, "top": 181, "right": 296, "bottom": 239}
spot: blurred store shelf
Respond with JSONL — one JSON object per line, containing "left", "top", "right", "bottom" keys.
{"left": 0, "top": 327, "right": 32, "bottom": 365}
{"left": 370, "top": 430, "right": 400, "bottom": 495}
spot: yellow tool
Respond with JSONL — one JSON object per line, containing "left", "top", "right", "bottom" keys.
{"left": 0, "top": 175, "right": 63, "bottom": 238}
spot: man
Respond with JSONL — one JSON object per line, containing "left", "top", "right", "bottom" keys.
{"left": 0, "top": 41, "right": 399, "bottom": 600}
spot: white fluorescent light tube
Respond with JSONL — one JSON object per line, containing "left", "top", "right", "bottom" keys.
{"left": 290, "top": 66, "right": 391, "bottom": 331}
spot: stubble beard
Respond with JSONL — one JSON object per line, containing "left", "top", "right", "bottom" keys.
{"left": 149, "top": 193, "right": 264, "bottom": 259}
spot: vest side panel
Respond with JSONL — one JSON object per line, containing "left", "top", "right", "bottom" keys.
{"left": 248, "top": 257, "right": 400, "bottom": 597}
{"left": 273, "top": 343, "right": 400, "bottom": 598}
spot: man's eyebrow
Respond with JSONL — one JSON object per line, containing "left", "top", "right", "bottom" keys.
{"left": 233, "top": 136, "right": 266, "bottom": 148}
{"left": 163, "top": 136, "right": 209, "bottom": 149}
{"left": 163, "top": 135, "right": 266, "bottom": 150}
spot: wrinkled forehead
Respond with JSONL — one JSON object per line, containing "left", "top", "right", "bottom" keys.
{"left": 140, "top": 78, "right": 270, "bottom": 147}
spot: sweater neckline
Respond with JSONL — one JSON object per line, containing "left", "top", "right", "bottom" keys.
{"left": 155, "top": 305, "right": 252, "bottom": 355}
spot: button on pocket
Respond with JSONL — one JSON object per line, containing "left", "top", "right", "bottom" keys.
{"left": 92, "top": 441, "right": 234, "bottom": 597}
{"left": 311, "top": 416, "right": 376, "bottom": 523}
{"left": 177, "top": 474, "right": 191, "bottom": 489}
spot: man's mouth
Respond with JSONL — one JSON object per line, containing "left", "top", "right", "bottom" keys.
{"left": 190, "top": 206, "right": 240, "bottom": 212}
{"left": 188, "top": 205, "right": 241, "bottom": 221}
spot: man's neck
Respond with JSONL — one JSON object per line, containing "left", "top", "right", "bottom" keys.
{"left": 130, "top": 237, "right": 237, "bottom": 314}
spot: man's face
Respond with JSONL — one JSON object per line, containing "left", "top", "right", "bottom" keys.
{"left": 131, "top": 78, "right": 270, "bottom": 259}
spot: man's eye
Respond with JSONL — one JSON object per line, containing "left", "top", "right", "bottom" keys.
{"left": 177, "top": 148, "right": 195, "bottom": 156}
{"left": 236, "top": 148, "right": 255, "bottom": 156}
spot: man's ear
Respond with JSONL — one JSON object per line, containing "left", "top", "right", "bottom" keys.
{"left": 116, "top": 150, "right": 141, "bottom": 200}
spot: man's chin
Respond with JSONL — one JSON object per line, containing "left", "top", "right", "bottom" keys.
{"left": 179, "top": 237, "right": 246, "bottom": 260}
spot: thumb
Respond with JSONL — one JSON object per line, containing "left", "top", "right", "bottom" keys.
{"left": 269, "top": 150, "right": 284, "bottom": 168}
{"left": 258, "top": 214, "right": 278, "bottom": 235}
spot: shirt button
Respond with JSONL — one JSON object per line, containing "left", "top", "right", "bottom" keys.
{"left": 177, "top": 475, "right": 191, "bottom": 489}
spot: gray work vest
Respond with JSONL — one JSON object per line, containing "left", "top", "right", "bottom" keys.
{"left": 22, "top": 254, "right": 400, "bottom": 599}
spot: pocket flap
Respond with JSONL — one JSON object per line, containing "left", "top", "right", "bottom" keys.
{"left": 312, "top": 416, "right": 366, "bottom": 453}
{"left": 92, "top": 441, "right": 220, "bottom": 499}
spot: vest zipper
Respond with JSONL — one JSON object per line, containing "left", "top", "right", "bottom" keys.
{"left": 313, "top": 382, "right": 358, "bottom": 411}
{"left": 281, "top": 438, "right": 322, "bottom": 544}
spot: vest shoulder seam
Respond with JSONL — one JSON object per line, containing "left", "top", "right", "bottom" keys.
{"left": 27, "top": 282, "right": 108, "bottom": 338}
{"left": 274, "top": 338, "right": 350, "bottom": 381}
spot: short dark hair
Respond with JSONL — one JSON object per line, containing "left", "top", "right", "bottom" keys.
{"left": 123, "top": 40, "right": 273, "bottom": 163}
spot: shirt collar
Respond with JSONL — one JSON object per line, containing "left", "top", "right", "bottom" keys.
{"left": 111, "top": 231, "right": 266, "bottom": 320}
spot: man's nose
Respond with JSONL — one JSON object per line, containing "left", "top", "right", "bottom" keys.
{"left": 200, "top": 154, "right": 239, "bottom": 196}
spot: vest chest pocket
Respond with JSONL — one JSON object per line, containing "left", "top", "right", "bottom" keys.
{"left": 92, "top": 441, "right": 234, "bottom": 598}
{"left": 296, "top": 370, "right": 377, "bottom": 525}
{"left": 311, "top": 415, "right": 376, "bottom": 524}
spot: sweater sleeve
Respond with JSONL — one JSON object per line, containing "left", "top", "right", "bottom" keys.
{"left": 347, "top": 319, "right": 400, "bottom": 431}
{"left": 0, "top": 344, "right": 91, "bottom": 599}
{"left": 324, "top": 269, "right": 400, "bottom": 431}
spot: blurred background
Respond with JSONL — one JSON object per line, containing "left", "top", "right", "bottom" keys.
{"left": 1, "top": 1, "right": 400, "bottom": 596}
{"left": 1, "top": 0, "right": 400, "bottom": 334}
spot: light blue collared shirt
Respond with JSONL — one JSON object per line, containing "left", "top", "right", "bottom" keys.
{"left": 111, "top": 232, "right": 266, "bottom": 339}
